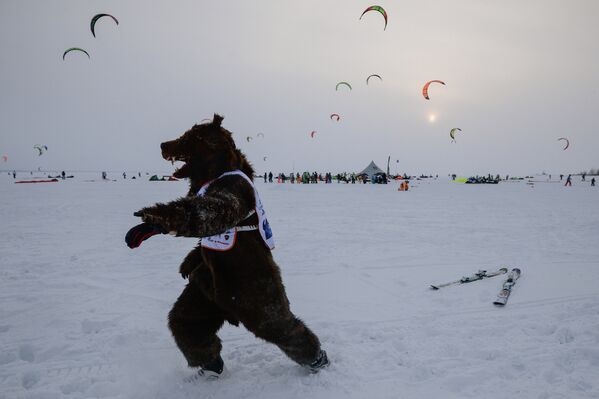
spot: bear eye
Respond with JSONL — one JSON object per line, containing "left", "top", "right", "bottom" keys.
{"left": 185, "top": 135, "right": 201, "bottom": 145}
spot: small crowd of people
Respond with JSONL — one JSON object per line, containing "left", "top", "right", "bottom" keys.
{"left": 101, "top": 171, "right": 143, "bottom": 180}
{"left": 260, "top": 171, "right": 418, "bottom": 192}
{"left": 260, "top": 172, "right": 410, "bottom": 185}
{"left": 263, "top": 172, "right": 361, "bottom": 184}
{"left": 563, "top": 174, "right": 595, "bottom": 186}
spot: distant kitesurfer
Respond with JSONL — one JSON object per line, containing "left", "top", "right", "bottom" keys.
{"left": 565, "top": 175, "right": 572, "bottom": 187}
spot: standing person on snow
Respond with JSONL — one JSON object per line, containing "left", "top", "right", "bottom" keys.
{"left": 565, "top": 175, "right": 572, "bottom": 187}
{"left": 268, "top": 172, "right": 273, "bottom": 183}
{"left": 591, "top": 177, "right": 596, "bottom": 187}
{"left": 263, "top": 172, "right": 267, "bottom": 183}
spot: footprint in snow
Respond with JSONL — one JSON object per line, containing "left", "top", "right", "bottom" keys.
{"left": 0, "top": 351, "right": 17, "bottom": 365}
{"left": 19, "top": 344, "right": 35, "bottom": 362}
{"left": 81, "top": 319, "right": 116, "bottom": 334}
{"left": 21, "top": 370, "right": 40, "bottom": 389}
{"left": 60, "top": 378, "right": 90, "bottom": 395}
{"left": 556, "top": 327, "right": 575, "bottom": 344}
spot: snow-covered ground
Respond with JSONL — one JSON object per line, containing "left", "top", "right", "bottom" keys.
{"left": 1, "top": 174, "right": 598, "bottom": 399}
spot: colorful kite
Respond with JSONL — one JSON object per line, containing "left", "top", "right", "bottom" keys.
{"left": 310, "top": 131, "right": 316, "bottom": 138}
{"left": 422, "top": 80, "right": 445, "bottom": 100}
{"left": 360, "top": 6, "right": 388, "bottom": 30}
{"left": 330, "top": 113, "right": 340, "bottom": 121}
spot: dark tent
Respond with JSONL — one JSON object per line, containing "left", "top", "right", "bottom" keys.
{"left": 357, "top": 161, "right": 385, "bottom": 180}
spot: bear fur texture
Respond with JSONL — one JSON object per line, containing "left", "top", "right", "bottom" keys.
{"left": 134, "top": 114, "right": 323, "bottom": 370}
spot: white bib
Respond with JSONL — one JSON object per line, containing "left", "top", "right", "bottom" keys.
{"left": 198, "top": 170, "right": 275, "bottom": 251}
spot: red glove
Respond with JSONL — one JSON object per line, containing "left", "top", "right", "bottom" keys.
{"left": 125, "top": 223, "right": 166, "bottom": 249}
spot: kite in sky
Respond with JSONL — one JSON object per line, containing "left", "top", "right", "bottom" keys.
{"left": 557, "top": 137, "right": 570, "bottom": 150}
{"left": 34, "top": 145, "right": 48, "bottom": 156}
{"left": 366, "top": 74, "right": 382, "bottom": 85}
{"left": 422, "top": 80, "right": 445, "bottom": 100}
{"left": 450, "top": 128, "right": 462, "bottom": 142}
{"left": 90, "top": 14, "right": 119, "bottom": 37}
{"left": 336, "top": 82, "right": 352, "bottom": 91}
{"left": 63, "top": 48, "right": 90, "bottom": 60}
{"left": 360, "top": 6, "right": 388, "bottom": 30}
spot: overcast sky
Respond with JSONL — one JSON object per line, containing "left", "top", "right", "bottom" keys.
{"left": 0, "top": 0, "right": 598, "bottom": 175}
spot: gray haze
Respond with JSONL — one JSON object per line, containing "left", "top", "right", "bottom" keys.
{"left": 1, "top": 0, "right": 598, "bottom": 176}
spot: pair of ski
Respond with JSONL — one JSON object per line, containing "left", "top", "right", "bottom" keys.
{"left": 430, "top": 267, "right": 521, "bottom": 306}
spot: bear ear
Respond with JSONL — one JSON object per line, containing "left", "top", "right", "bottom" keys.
{"left": 213, "top": 114, "right": 224, "bottom": 127}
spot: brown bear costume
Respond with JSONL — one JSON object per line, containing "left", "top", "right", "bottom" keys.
{"left": 127, "top": 114, "right": 328, "bottom": 378}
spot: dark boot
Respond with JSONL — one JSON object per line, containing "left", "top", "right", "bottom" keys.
{"left": 306, "top": 349, "right": 329, "bottom": 373}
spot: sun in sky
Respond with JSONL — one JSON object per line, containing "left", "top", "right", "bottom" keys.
{"left": 428, "top": 113, "right": 437, "bottom": 123}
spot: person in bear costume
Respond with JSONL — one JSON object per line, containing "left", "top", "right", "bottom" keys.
{"left": 126, "top": 114, "right": 328, "bottom": 379}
